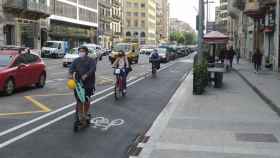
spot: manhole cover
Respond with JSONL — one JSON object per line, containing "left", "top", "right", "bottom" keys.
{"left": 235, "top": 133, "right": 278, "bottom": 143}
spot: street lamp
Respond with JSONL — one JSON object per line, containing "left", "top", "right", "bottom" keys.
{"left": 197, "top": 0, "right": 205, "bottom": 63}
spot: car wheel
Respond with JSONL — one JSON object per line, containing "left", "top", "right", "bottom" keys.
{"left": 4, "top": 79, "right": 15, "bottom": 96}
{"left": 36, "top": 73, "right": 46, "bottom": 88}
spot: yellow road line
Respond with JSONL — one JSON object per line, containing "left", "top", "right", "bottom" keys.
{"left": 24, "top": 96, "right": 51, "bottom": 112}
{"left": 0, "top": 111, "right": 44, "bottom": 117}
{"left": 30, "top": 93, "right": 72, "bottom": 97}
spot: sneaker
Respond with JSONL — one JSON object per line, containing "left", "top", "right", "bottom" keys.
{"left": 123, "top": 89, "right": 126, "bottom": 94}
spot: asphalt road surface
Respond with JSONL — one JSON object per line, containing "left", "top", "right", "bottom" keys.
{"left": 0, "top": 54, "right": 194, "bottom": 158}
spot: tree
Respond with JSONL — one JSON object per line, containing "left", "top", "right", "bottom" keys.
{"left": 169, "top": 31, "right": 197, "bottom": 45}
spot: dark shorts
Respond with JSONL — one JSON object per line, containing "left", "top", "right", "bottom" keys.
{"left": 74, "top": 88, "right": 93, "bottom": 103}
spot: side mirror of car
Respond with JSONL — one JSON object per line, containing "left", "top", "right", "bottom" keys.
{"left": 18, "top": 63, "right": 26, "bottom": 69}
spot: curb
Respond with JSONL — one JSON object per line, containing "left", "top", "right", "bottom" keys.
{"left": 234, "top": 69, "right": 280, "bottom": 117}
{"left": 128, "top": 69, "right": 193, "bottom": 158}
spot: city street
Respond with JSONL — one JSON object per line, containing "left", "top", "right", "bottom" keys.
{"left": 0, "top": 54, "right": 194, "bottom": 158}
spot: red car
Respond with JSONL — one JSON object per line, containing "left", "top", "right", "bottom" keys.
{"left": 0, "top": 47, "right": 46, "bottom": 95}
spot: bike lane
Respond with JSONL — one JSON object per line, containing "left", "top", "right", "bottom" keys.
{"left": 0, "top": 59, "right": 193, "bottom": 158}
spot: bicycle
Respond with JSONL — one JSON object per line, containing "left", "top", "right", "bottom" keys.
{"left": 151, "top": 61, "right": 158, "bottom": 78}
{"left": 114, "top": 68, "right": 126, "bottom": 100}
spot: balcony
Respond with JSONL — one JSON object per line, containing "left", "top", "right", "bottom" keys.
{"left": 243, "top": 0, "right": 264, "bottom": 18}
{"left": 99, "top": 0, "right": 111, "bottom": 8}
{"left": 112, "top": 15, "right": 121, "bottom": 22}
{"left": 99, "top": 16, "right": 112, "bottom": 23}
{"left": 112, "top": 0, "right": 121, "bottom": 7}
{"left": 3, "top": 0, "right": 50, "bottom": 19}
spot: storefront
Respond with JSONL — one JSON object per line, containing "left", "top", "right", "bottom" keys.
{"left": 49, "top": 20, "right": 97, "bottom": 48}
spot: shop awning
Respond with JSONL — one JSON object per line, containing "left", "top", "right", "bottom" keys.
{"left": 203, "top": 31, "right": 229, "bottom": 44}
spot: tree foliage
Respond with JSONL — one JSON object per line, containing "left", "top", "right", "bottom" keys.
{"left": 169, "top": 31, "right": 197, "bottom": 45}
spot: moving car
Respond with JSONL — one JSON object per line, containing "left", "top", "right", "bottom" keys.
{"left": 109, "top": 43, "right": 139, "bottom": 64}
{"left": 41, "top": 41, "right": 69, "bottom": 58}
{"left": 82, "top": 43, "right": 103, "bottom": 60}
{"left": 155, "top": 48, "right": 171, "bottom": 63}
{"left": 0, "top": 46, "right": 46, "bottom": 95}
{"left": 62, "top": 47, "right": 98, "bottom": 67}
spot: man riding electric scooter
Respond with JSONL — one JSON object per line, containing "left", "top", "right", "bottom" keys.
{"left": 68, "top": 46, "right": 96, "bottom": 131}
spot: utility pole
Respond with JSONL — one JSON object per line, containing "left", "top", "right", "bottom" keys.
{"left": 197, "top": 0, "right": 205, "bottom": 63}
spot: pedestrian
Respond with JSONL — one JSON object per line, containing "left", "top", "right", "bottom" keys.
{"left": 236, "top": 48, "right": 240, "bottom": 64}
{"left": 228, "top": 46, "right": 235, "bottom": 68}
{"left": 252, "top": 49, "right": 262, "bottom": 73}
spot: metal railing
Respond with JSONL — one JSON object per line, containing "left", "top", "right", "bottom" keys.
{"left": 2, "top": 0, "right": 26, "bottom": 10}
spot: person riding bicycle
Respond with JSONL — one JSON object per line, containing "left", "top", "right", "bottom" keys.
{"left": 112, "top": 51, "right": 130, "bottom": 93}
{"left": 69, "top": 46, "right": 96, "bottom": 120}
{"left": 150, "top": 49, "right": 160, "bottom": 69}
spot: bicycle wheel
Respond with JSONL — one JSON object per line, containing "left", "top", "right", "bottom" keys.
{"left": 114, "top": 76, "right": 122, "bottom": 100}
{"left": 121, "top": 78, "right": 126, "bottom": 97}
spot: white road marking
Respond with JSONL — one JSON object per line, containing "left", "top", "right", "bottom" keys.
{"left": 90, "top": 117, "right": 125, "bottom": 131}
{"left": 0, "top": 61, "right": 176, "bottom": 148}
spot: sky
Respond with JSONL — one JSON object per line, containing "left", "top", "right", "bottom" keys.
{"left": 169, "top": 0, "right": 220, "bottom": 30}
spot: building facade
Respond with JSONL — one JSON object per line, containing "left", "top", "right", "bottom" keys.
{"left": 98, "top": 0, "right": 112, "bottom": 49}
{"left": 229, "top": 0, "right": 279, "bottom": 72}
{"left": 123, "top": 0, "right": 157, "bottom": 45}
{"left": 49, "top": 0, "right": 98, "bottom": 48}
{"left": 0, "top": 0, "right": 50, "bottom": 49}
{"left": 111, "top": 0, "right": 122, "bottom": 44}
{"left": 215, "top": 0, "right": 229, "bottom": 34}
{"left": 156, "top": 0, "right": 169, "bottom": 43}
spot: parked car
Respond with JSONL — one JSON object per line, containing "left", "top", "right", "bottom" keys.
{"left": 0, "top": 46, "right": 46, "bottom": 95}
{"left": 62, "top": 47, "right": 98, "bottom": 67}
{"left": 41, "top": 41, "right": 69, "bottom": 58}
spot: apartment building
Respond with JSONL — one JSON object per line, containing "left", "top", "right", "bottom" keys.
{"left": 156, "top": 0, "right": 170, "bottom": 43}
{"left": 0, "top": 0, "right": 50, "bottom": 48}
{"left": 123, "top": 0, "right": 157, "bottom": 45}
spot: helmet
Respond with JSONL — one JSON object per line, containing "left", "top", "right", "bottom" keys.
{"left": 67, "top": 79, "right": 77, "bottom": 90}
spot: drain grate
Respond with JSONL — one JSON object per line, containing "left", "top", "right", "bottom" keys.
{"left": 235, "top": 133, "right": 279, "bottom": 143}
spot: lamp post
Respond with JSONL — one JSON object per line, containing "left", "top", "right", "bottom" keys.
{"left": 197, "top": 0, "right": 205, "bottom": 63}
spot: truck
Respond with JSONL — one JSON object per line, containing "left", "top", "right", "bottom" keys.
{"left": 41, "top": 41, "right": 69, "bottom": 58}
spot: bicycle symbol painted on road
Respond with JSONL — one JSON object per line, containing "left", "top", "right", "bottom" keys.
{"left": 90, "top": 117, "right": 125, "bottom": 131}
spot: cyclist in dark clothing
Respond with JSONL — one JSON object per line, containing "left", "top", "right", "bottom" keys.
{"left": 69, "top": 46, "right": 96, "bottom": 119}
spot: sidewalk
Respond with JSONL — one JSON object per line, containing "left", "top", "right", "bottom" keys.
{"left": 136, "top": 69, "right": 280, "bottom": 158}
{"left": 234, "top": 59, "right": 280, "bottom": 115}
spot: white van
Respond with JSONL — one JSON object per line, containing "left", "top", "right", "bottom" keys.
{"left": 41, "top": 41, "right": 68, "bottom": 58}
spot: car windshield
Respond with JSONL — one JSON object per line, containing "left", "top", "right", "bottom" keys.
{"left": 0, "top": 55, "right": 14, "bottom": 67}
{"left": 157, "top": 48, "right": 167, "bottom": 55}
{"left": 113, "top": 44, "right": 131, "bottom": 52}
{"left": 68, "top": 48, "right": 78, "bottom": 54}
{"left": 45, "top": 42, "right": 59, "bottom": 48}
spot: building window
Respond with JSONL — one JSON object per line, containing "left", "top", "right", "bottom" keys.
{"left": 127, "top": 19, "right": 131, "bottom": 27}
{"left": 141, "top": 13, "right": 145, "bottom": 17}
{"left": 141, "top": 20, "right": 145, "bottom": 27}
{"left": 126, "top": 32, "right": 131, "bottom": 36}
{"left": 133, "top": 32, "right": 138, "bottom": 37}
{"left": 127, "top": 2, "right": 132, "bottom": 7}
{"left": 134, "top": 12, "right": 138, "bottom": 17}
{"left": 140, "top": 32, "right": 145, "bottom": 37}
{"left": 141, "top": 3, "right": 145, "bottom": 8}
{"left": 134, "top": 3, "right": 138, "bottom": 8}
{"left": 127, "top": 12, "right": 131, "bottom": 16}
{"left": 134, "top": 20, "right": 138, "bottom": 27}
